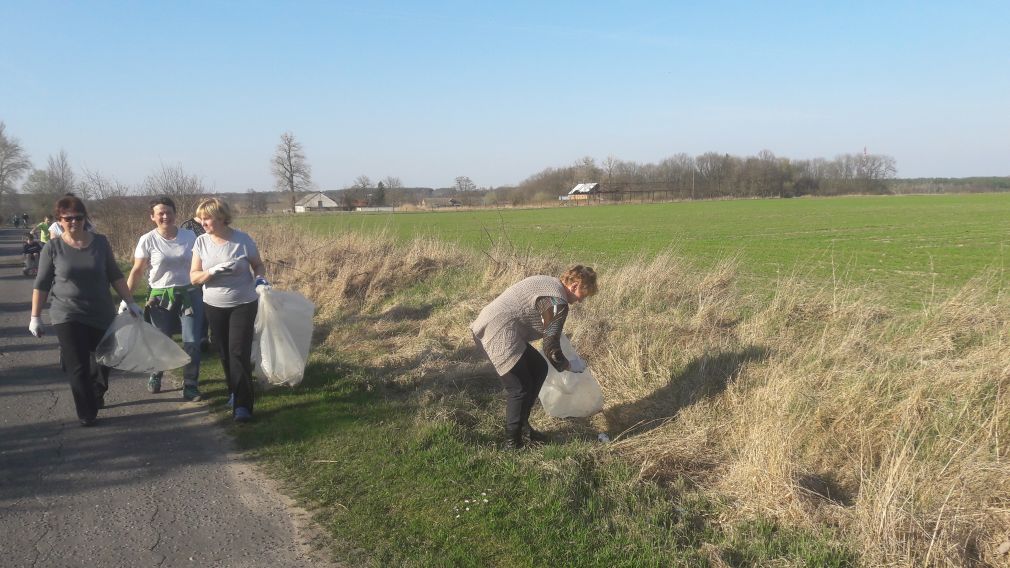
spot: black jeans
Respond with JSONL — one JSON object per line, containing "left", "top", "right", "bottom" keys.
{"left": 54, "top": 321, "right": 110, "bottom": 421}
{"left": 499, "top": 344, "right": 548, "bottom": 435}
{"left": 204, "top": 300, "right": 258, "bottom": 414}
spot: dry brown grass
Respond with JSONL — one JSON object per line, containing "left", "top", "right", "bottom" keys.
{"left": 153, "top": 220, "right": 1010, "bottom": 567}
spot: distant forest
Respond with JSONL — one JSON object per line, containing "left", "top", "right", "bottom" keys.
{"left": 440, "top": 151, "right": 1005, "bottom": 207}
{"left": 251, "top": 153, "right": 1010, "bottom": 210}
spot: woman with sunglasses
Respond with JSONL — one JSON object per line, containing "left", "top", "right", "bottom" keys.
{"left": 29, "top": 195, "right": 143, "bottom": 426}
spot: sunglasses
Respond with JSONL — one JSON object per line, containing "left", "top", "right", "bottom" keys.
{"left": 61, "top": 215, "right": 85, "bottom": 222}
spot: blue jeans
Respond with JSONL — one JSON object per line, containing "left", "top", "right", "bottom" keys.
{"left": 148, "top": 288, "right": 204, "bottom": 387}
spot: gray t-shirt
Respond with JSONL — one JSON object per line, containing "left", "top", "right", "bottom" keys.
{"left": 34, "top": 234, "right": 124, "bottom": 329}
{"left": 193, "top": 229, "right": 259, "bottom": 308}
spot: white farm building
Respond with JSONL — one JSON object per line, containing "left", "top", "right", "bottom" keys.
{"left": 560, "top": 182, "right": 599, "bottom": 201}
{"left": 294, "top": 192, "right": 340, "bottom": 213}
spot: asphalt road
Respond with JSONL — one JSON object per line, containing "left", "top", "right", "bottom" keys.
{"left": 0, "top": 227, "right": 338, "bottom": 568}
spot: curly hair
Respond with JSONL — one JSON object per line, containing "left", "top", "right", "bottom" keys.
{"left": 560, "top": 264, "right": 598, "bottom": 296}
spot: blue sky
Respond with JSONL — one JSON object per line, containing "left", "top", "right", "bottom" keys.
{"left": 2, "top": 1, "right": 1008, "bottom": 191}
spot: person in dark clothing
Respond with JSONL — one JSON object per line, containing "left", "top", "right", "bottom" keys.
{"left": 29, "top": 195, "right": 143, "bottom": 426}
{"left": 180, "top": 216, "right": 205, "bottom": 237}
{"left": 22, "top": 232, "right": 42, "bottom": 276}
{"left": 180, "top": 215, "right": 210, "bottom": 349}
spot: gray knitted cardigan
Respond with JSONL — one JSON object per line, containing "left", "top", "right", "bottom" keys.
{"left": 470, "top": 275, "right": 568, "bottom": 375}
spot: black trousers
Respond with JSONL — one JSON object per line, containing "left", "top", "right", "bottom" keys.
{"left": 204, "top": 300, "right": 258, "bottom": 414}
{"left": 54, "top": 321, "right": 110, "bottom": 421}
{"left": 499, "top": 344, "right": 548, "bottom": 435}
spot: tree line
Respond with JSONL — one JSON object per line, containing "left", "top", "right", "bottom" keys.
{"left": 7, "top": 120, "right": 1002, "bottom": 216}
{"left": 501, "top": 150, "right": 899, "bottom": 206}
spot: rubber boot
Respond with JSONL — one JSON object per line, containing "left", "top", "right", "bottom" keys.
{"left": 525, "top": 425, "right": 549, "bottom": 444}
{"left": 522, "top": 420, "right": 549, "bottom": 444}
{"left": 505, "top": 428, "right": 524, "bottom": 450}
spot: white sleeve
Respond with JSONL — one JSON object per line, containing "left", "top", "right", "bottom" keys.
{"left": 134, "top": 234, "right": 149, "bottom": 259}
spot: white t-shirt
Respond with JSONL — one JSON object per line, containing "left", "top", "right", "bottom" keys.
{"left": 134, "top": 228, "right": 197, "bottom": 289}
{"left": 193, "top": 229, "right": 260, "bottom": 308}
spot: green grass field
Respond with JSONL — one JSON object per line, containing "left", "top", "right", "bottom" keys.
{"left": 204, "top": 193, "right": 1010, "bottom": 564}
{"left": 278, "top": 193, "right": 1010, "bottom": 308}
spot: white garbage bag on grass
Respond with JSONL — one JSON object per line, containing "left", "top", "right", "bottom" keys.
{"left": 538, "top": 335, "right": 604, "bottom": 418}
{"left": 95, "top": 312, "right": 191, "bottom": 373}
{"left": 252, "top": 287, "right": 314, "bottom": 386}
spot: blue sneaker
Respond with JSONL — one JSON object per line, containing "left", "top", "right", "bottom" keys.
{"left": 226, "top": 393, "right": 234, "bottom": 408}
{"left": 234, "top": 407, "right": 252, "bottom": 423}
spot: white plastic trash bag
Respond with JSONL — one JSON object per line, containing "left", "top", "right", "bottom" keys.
{"left": 538, "top": 335, "right": 604, "bottom": 418}
{"left": 95, "top": 312, "right": 191, "bottom": 373}
{"left": 252, "top": 287, "right": 314, "bottom": 386}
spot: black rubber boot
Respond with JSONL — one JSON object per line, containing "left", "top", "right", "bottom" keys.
{"left": 522, "top": 420, "right": 549, "bottom": 444}
{"left": 526, "top": 426, "right": 549, "bottom": 444}
{"left": 505, "top": 428, "right": 524, "bottom": 450}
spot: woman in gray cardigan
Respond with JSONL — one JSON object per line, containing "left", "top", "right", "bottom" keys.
{"left": 471, "top": 265, "right": 598, "bottom": 448}
{"left": 30, "top": 195, "right": 142, "bottom": 426}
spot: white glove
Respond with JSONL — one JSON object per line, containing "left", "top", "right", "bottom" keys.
{"left": 126, "top": 303, "right": 143, "bottom": 318}
{"left": 207, "top": 261, "right": 237, "bottom": 276}
{"left": 567, "top": 357, "right": 587, "bottom": 373}
{"left": 29, "top": 316, "right": 44, "bottom": 338}
{"left": 118, "top": 300, "right": 129, "bottom": 314}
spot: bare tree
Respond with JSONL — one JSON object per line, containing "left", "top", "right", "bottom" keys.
{"left": 78, "top": 168, "right": 130, "bottom": 201}
{"left": 142, "top": 164, "right": 206, "bottom": 219}
{"left": 603, "top": 155, "right": 618, "bottom": 186}
{"left": 272, "top": 132, "right": 312, "bottom": 212}
{"left": 22, "top": 149, "right": 76, "bottom": 213}
{"left": 574, "top": 156, "right": 600, "bottom": 183}
{"left": 0, "top": 122, "right": 33, "bottom": 215}
{"left": 381, "top": 176, "right": 402, "bottom": 189}
{"left": 76, "top": 169, "right": 144, "bottom": 253}
{"left": 21, "top": 169, "right": 52, "bottom": 213}
{"left": 47, "top": 149, "right": 75, "bottom": 195}
{"left": 455, "top": 176, "right": 476, "bottom": 192}
{"left": 353, "top": 175, "right": 372, "bottom": 189}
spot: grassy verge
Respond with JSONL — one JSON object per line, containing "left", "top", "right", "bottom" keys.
{"left": 194, "top": 351, "right": 855, "bottom": 567}
{"left": 119, "top": 214, "right": 1010, "bottom": 566}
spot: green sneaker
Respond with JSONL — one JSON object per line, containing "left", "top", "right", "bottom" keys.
{"left": 147, "top": 375, "right": 161, "bottom": 394}
{"left": 182, "top": 385, "right": 202, "bottom": 402}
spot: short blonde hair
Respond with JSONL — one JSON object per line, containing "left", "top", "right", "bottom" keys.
{"left": 194, "top": 197, "right": 232, "bottom": 225}
{"left": 560, "top": 265, "right": 598, "bottom": 296}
